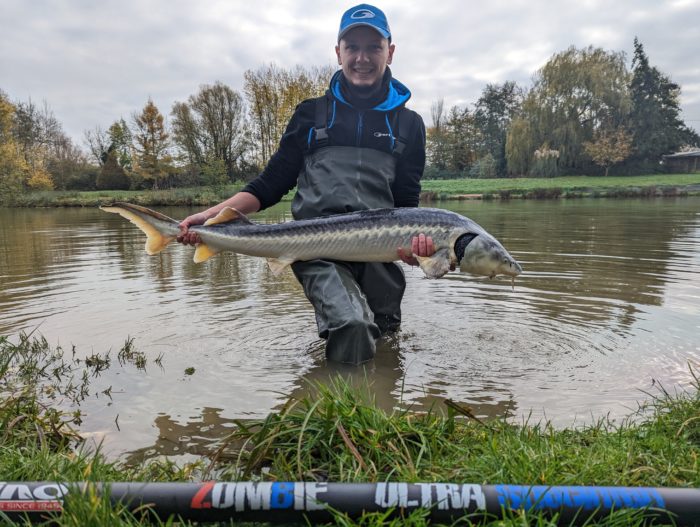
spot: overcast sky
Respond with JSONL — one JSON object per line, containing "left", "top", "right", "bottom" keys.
{"left": 2, "top": 0, "right": 699, "bottom": 145}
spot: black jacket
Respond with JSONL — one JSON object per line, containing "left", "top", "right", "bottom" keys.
{"left": 243, "top": 69, "right": 426, "bottom": 210}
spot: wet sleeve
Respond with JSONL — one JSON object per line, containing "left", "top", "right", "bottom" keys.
{"left": 241, "top": 101, "right": 314, "bottom": 210}
{"left": 392, "top": 111, "right": 426, "bottom": 208}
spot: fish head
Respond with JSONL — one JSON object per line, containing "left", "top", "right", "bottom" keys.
{"left": 458, "top": 234, "right": 522, "bottom": 278}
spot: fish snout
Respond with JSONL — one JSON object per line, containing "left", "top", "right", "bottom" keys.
{"left": 503, "top": 258, "right": 523, "bottom": 277}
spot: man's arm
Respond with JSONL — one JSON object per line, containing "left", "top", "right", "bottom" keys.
{"left": 177, "top": 192, "right": 261, "bottom": 246}
{"left": 392, "top": 110, "right": 426, "bottom": 208}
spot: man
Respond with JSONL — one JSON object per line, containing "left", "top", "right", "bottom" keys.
{"left": 178, "top": 4, "right": 430, "bottom": 365}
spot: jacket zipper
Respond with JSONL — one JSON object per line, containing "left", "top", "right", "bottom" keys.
{"left": 356, "top": 111, "right": 364, "bottom": 146}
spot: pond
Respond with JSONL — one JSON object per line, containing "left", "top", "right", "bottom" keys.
{"left": 1, "top": 198, "right": 699, "bottom": 462}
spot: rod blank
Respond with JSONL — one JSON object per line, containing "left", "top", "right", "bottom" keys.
{"left": 1, "top": 481, "right": 698, "bottom": 525}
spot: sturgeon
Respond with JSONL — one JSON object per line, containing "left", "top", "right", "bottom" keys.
{"left": 100, "top": 203, "right": 522, "bottom": 281}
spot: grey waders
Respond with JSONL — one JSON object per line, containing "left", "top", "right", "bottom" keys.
{"left": 291, "top": 147, "right": 406, "bottom": 365}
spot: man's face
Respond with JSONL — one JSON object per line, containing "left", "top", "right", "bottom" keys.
{"left": 335, "top": 26, "right": 395, "bottom": 90}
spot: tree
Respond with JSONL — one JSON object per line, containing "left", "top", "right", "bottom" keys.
{"left": 505, "top": 117, "right": 535, "bottom": 175}
{"left": 473, "top": 81, "right": 523, "bottom": 176}
{"left": 0, "top": 91, "right": 28, "bottom": 200}
{"left": 629, "top": 38, "right": 700, "bottom": 165}
{"left": 96, "top": 147, "right": 130, "bottom": 190}
{"left": 444, "top": 105, "right": 478, "bottom": 172}
{"left": 426, "top": 98, "right": 448, "bottom": 170}
{"left": 584, "top": 126, "right": 633, "bottom": 176}
{"left": 47, "top": 134, "right": 92, "bottom": 190}
{"left": 171, "top": 81, "right": 247, "bottom": 181}
{"left": 425, "top": 102, "right": 480, "bottom": 176}
{"left": 108, "top": 118, "right": 133, "bottom": 170}
{"left": 132, "top": 99, "right": 172, "bottom": 189}
{"left": 84, "top": 126, "right": 110, "bottom": 166}
{"left": 244, "top": 63, "right": 333, "bottom": 166}
{"left": 506, "top": 46, "right": 631, "bottom": 175}
{"left": 12, "top": 98, "right": 62, "bottom": 189}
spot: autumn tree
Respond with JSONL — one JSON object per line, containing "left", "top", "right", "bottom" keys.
{"left": 244, "top": 63, "right": 333, "bottom": 167}
{"left": 506, "top": 46, "right": 631, "bottom": 175}
{"left": 132, "top": 99, "right": 172, "bottom": 189}
{"left": 0, "top": 91, "right": 28, "bottom": 199}
{"left": 584, "top": 126, "right": 633, "bottom": 176}
{"left": 171, "top": 81, "right": 247, "bottom": 181}
{"left": 628, "top": 38, "right": 699, "bottom": 167}
{"left": 12, "top": 98, "right": 61, "bottom": 189}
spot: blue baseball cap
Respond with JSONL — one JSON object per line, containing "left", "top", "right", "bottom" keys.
{"left": 338, "top": 4, "right": 391, "bottom": 42}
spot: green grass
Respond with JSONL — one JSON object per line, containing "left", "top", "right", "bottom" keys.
{"left": 3, "top": 174, "right": 700, "bottom": 208}
{"left": 220, "top": 377, "right": 700, "bottom": 489}
{"left": 3, "top": 184, "right": 249, "bottom": 208}
{"left": 420, "top": 173, "right": 700, "bottom": 199}
{"left": 2, "top": 334, "right": 699, "bottom": 525}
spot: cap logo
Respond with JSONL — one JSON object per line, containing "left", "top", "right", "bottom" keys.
{"left": 351, "top": 9, "right": 376, "bottom": 19}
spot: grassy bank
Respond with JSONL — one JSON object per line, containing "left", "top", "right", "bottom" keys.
{"left": 2, "top": 333, "right": 699, "bottom": 525}
{"left": 420, "top": 173, "right": 700, "bottom": 200}
{"left": 3, "top": 174, "right": 700, "bottom": 208}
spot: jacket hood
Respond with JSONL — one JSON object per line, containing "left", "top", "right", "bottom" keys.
{"left": 329, "top": 68, "right": 411, "bottom": 111}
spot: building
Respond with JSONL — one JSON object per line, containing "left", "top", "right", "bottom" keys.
{"left": 662, "top": 150, "right": 700, "bottom": 173}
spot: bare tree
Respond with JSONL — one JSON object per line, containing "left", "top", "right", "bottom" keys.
{"left": 84, "top": 126, "right": 110, "bottom": 166}
{"left": 171, "top": 81, "right": 247, "bottom": 179}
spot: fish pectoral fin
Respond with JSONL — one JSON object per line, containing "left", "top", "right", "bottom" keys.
{"left": 193, "top": 243, "right": 220, "bottom": 263}
{"left": 416, "top": 249, "right": 453, "bottom": 279}
{"left": 204, "top": 207, "right": 253, "bottom": 226}
{"left": 266, "top": 257, "right": 295, "bottom": 276}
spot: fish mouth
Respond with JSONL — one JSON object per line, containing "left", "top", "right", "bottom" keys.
{"left": 502, "top": 268, "right": 522, "bottom": 278}
{"left": 504, "top": 259, "right": 523, "bottom": 277}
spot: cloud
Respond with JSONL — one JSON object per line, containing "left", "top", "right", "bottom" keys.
{"left": 1, "top": 0, "right": 698, "bottom": 142}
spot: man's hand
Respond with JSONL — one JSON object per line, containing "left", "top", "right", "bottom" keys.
{"left": 177, "top": 212, "right": 209, "bottom": 246}
{"left": 397, "top": 233, "right": 434, "bottom": 266}
{"left": 398, "top": 233, "right": 456, "bottom": 271}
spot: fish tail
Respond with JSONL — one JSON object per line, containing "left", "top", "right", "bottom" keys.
{"left": 101, "top": 202, "right": 178, "bottom": 255}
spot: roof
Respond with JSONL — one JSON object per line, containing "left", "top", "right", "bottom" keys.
{"left": 663, "top": 150, "right": 700, "bottom": 159}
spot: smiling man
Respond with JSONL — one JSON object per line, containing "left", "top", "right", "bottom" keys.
{"left": 177, "top": 4, "right": 427, "bottom": 365}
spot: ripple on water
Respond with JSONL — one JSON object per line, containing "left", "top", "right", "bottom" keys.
{"left": 1, "top": 200, "right": 700, "bottom": 456}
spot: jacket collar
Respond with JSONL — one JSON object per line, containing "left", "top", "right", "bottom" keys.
{"left": 330, "top": 68, "right": 411, "bottom": 111}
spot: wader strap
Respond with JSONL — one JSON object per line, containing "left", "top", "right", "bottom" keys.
{"left": 310, "top": 96, "right": 410, "bottom": 157}
{"left": 390, "top": 108, "right": 410, "bottom": 157}
{"left": 312, "top": 95, "right": 329, "bottom": 148}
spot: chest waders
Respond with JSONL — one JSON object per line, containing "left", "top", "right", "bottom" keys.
{"left": 291, "top": 145, "right": 406, "bottom": 365}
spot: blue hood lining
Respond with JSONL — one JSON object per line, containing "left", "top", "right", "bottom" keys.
{"left": 330, "top": 70, "right": 411, "bottom": 112}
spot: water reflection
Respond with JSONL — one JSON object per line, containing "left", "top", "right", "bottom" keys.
{"left": 1, "top": 198, "right": 699, "bottom": 461}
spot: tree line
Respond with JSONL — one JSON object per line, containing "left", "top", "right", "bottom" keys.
{"left": 1, "top": 39, "right": 698, "bottom": 198}
{"left": 428, "top": 39, "right": 699, "bottom": 179}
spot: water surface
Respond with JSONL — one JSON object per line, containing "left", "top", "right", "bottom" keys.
{"left": 1, "top": 198, "right": 698, "bottom": 461}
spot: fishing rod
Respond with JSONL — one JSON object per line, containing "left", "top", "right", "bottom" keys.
{"left": 1, "top": 481, "right": 699, "bottom": 525}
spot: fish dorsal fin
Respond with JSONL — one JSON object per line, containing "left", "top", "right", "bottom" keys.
{"left": 204, "top": 207, "right": 252, "bottom": 226}
{"left": 193, "top": 244, "right": 220, "bottom": 263}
